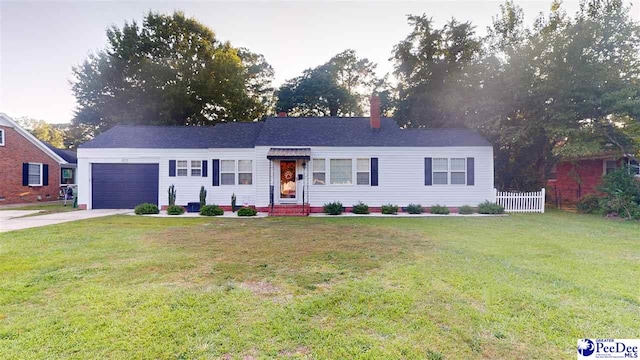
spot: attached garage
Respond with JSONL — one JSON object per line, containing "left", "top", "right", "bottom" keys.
{"left": 91, "top": 163, "right": 159, "bottom": 209}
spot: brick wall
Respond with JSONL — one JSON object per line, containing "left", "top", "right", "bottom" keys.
{"left": 0, "top": 125, "right": 61, "bottom": 204}
{"left": 548, "top": 159, "right": 606, "bottom": 204}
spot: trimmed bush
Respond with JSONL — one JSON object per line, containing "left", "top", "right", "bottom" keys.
{"left": 200, "top": 205, "right": 224, "bottom": 216}
{"left": 134, "top": 203, "right": 159, "bottom": 215}
{"left": 405, "top": 203, "right": 424, "bottom": 214}
{"left": 576, "top": 194, "right": 604, "bottom": 214}
{"left": 381, "top": 204, "right": 399, "bottom": 215}
{"left": 352, "top": 201, "right": 370, "bottom": 214}
{"left": 598, "top": 168, "right": 640, "bottom": 219}
{"left": 478, "top": 201, "right": 505, "bottom": 214}
{"left": 237, "top": 207, "right": 257, "bottom": 217}
{"left": 430, "top": 204, "right": 450, "bottom": 215}
{"left": 166, "top": 205, "right": 185, "bottom": 215}
{"left": 458, "top": 205, "right": 475, "bottom": 215}
{"left": 323, "top": 201, "right": 343, "bottom": 215}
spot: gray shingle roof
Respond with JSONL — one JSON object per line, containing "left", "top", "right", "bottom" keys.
{"left": 80, "top": 118, "right": 490, "bottom": 149}
{"left": 44, "top": 142, "right": 77, "bottom": 163}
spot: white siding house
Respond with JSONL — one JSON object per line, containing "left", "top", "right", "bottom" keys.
{"left": 77, "top": 109, "right": 494, "bottom": 213}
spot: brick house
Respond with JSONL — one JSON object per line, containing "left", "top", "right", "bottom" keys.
{"left": 0, "top": 113, "right": 76, "bottom": 205}
{"left": 547, "top": 153, "right": 639, "bottom": 205}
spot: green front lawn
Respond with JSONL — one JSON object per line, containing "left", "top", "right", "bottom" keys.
{"left": 0, "top": 202, "right": 79, "bottom": 217}
{"left": 0, "top": 211, "right": 638, "bottom": 359}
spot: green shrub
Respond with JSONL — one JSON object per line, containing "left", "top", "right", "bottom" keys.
{"left": 166, "top": 205, "right": 185, "bottom": 215}
{"left": 405, "top": 203, "right": 423, "bottom": 214}
{"left": 576, "top": 194, "right": 604, "bottom": 214}
{"left": 323, "top": 201, "right": 343, "bottom": 215}
{"left": 200, "top": 205, "right": 224, "bottom": 216}
{"left": 458, "top": 205, "right": 475, "bottom": 214}
{"left": 134, "top": 203, "right": 159, "bottom": 215}
{"left": 199, "top": 186, "right": 207, "bottom": 207}
{"left": 478, "top": 201, "right": 505, "bottom": 214}
{"left": 168, "top": 185, "right": 176, "bottom": 206}
{"left": 430, "top": 204, "right": 450, "bottom": 215}
{"left": 352, "top": 201, "right": 370, "bottom": 214}
{"left": 381, "top": 204, "right": 399, "bottom": 215}
{"left": 237, "top": 207, "right": 257, "bottom": 217}
{"left": 597, "top": 168, "right": 640, "bottom": 219}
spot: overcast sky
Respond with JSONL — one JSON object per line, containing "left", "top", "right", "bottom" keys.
{"left": 1, "top": 0, "right": 638, "bottom": 124}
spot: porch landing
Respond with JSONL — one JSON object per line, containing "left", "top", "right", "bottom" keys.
{"left": 268, "top": 204, "right": 310, "bottom": 217}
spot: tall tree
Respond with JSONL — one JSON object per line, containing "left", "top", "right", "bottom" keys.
{"left": 72, "top": 12, "right": 274, "bottom": 132}
{"left": 276, "top": 50, "right": 381, "bottom": 116}
{"left": 16, "top": 118, "right": 65, "bottom": 148}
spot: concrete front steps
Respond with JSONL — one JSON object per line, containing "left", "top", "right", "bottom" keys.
{"left": 268, "top": 204, "right": 310, "bottom": 217}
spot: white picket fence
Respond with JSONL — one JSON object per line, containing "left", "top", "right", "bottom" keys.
{"left": 495, "top": 188, "right": 546, "bottom": 213}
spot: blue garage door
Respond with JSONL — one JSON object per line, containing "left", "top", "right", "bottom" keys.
{"left": 92, "top": 163, "right": 159, "bottom": 209}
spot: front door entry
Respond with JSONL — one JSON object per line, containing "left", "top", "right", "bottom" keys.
{"left": 280, "top": 160, "right": 297, "bottom": 200}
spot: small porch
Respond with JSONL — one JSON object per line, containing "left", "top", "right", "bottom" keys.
{"left": 267, "top": 148, "right": 311, "bottom": 216}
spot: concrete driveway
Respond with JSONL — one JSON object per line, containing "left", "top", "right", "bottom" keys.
{"left": 0, "top": 209, "right": 130, "bottom": 233}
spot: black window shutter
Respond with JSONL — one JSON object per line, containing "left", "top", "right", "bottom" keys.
{"left": 424, "top": 158, "right": 432, "bottom": 186}
{"left": 212, "top": 159, "right": 220, "bottom": 186}
{"left": 467, "top": 157, "right": 475, "bottom": 186}
{"left": 22, "top": 163, "right": 29, "bottom": 186}
{"left": 42, "top": 164, "right": 49, "bottom": 186}
{"left": 202, "top": 160, "right": 208, "bottom": 177}
{"left": 169, "top": 160, "right": 176, "bottom": 177}
{"left": 371, "top": 158, "right": 378, "bottom": 186}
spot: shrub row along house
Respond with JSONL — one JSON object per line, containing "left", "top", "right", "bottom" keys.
{"left": 77, "top": 97, "right": 495, "bottom": 215}
{"left": 0, "top": 113, "right": 77, "bottom": 204}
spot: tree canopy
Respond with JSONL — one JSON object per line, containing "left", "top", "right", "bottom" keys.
{"left": 72, "top": 12, "right": 274, "bottom": 131}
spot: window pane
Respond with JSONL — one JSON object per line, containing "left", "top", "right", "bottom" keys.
{"left": 313, "top": 172, "right": 325, "bottom": 185}
{"left": 357, "top": 158, "right": 369, "bottom": 172}
{"left": 29, "top": 164, "right": 41, "bottom": 185}
{"left": 433, "top": 158, "right": 448, "bottom": 171}
{"left": 357, "top": 172, "right": 369, "bottom": 185}
{"left": 221, "top": 160, "right": 235, "bottom": 172}
{"left": 221, "top": 173, "right": 235, "bottom": 185}
{"left": 312, "top": 158, "right": 325, "bottom": 172}
{"left": 238, "top": 160, "right": 252, "bottom": 172}
{"left": 191, "top": 160, "right": 201, "bottom": 168}
{"left": 433, "top": 172, "right": 448, "bottom": 185}
{"left": 451, "top": 172, "right": 466, "bottom": 184}
{"left": 330, "top": 159, "right": 352, "bottom": 185}
{"left": 177, "top": 160, "right": 188, "bottom": 168}
{"left": 191, "top": 169, "right": 202, "bottom": 176}
{"left": 238, "top": 173, "right": 252, "bottom": 185}
{"left": 451, "top": 158, "right": 465, "bottom": 171}
{"left": 177, "top": 169, "right": 188, "bottom": 176}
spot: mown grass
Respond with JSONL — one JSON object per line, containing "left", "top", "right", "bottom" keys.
{"left": 0, "top": 211, "right": 638, "bottom": 359}
{"left": 0, "top": 202, "right": 79, "bottom": 217}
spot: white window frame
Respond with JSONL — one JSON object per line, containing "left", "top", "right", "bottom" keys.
{"left": 329, "top": 159, "right": 353, "bottom": 185}
{"left": 238, "top": 160, "right": 253, "bottom": 185}
{"left": 432, "top": 158, "right": 467, "bottom": 185}
{"left": 356, "top": 158, "right": 370, "bottom": 185}
{"left": 177, "top": 160, "right": 188, "bottom": 177}
{"left": 190, "top": 160, "right": 202, "bottom": 177}
{"left": 0, "top": 128, "right": 5, "bottom": 146}
{"left": 28, "top": 162, "right": 43, "bottom": 187}
{"left": 432, "top": 158, "right": 449, "bottom": 185}
{"left": 603, "top": 159, "right": 617, "bottom": 175}
{"left": 220, "top": 160, "right": 236, "bottom": 185}
{"left": 312, "top": 158, "right": 326, "bottom": 185}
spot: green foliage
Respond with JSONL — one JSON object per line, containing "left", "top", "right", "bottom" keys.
{"left": 429, "top": 205, "right": 450, "bottom": 215}
{"left": 381, "top": 204, "right": 399, "bottom": 215}
{"left": 597, "top": 168, "right": 640, "bottom": 219}
{"left": 351, "top": 201, "right": 370, "bottom": 214}
{"left": 199, "top": 205, "right": 224, "bottom": 216}
{"left": 458, "top": 205, "right": 475, "bottom": 215}
{"left": 237, "top": 207, "right": 257, "bottom": 217}
{"left": 477, "top": 201, "right": 505, "bottom": 215}
{"left": 199, "top": 186, "right": 207, "bottom": 207}
{"left": 166, "top": 205, "right": 185, "bottom": 215}
{"left": 71, "top": 11, "right": 274, "bottom": 131}
{"left": 323, "top": 201, "right": 343, "bottom": 215}
{"left": 576, "top": 194, "right": 604, "bottom": 214}
{"left": 168, "top": 185, "right": 177, "bottom": 206}
{"left": 16, "top": 117, "right": 66, "bottom": 148}
{"left": 231, "top": 193, "right": 237, "bottom": 212}
{"left": 134, "top": 203, "right": 159, "bottom": 215}
{"left": 276, "top": 49, "right": 384, "bottom": 117}
{"left": 405, "top": 204, "right": 424, "bottom": 214}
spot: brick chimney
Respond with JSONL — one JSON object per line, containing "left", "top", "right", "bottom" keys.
{"left": 277, "top": 111, "right": 287, "bottom": 117}
{"left": 370, "top": 95, "right": 381, "bottom": 130}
